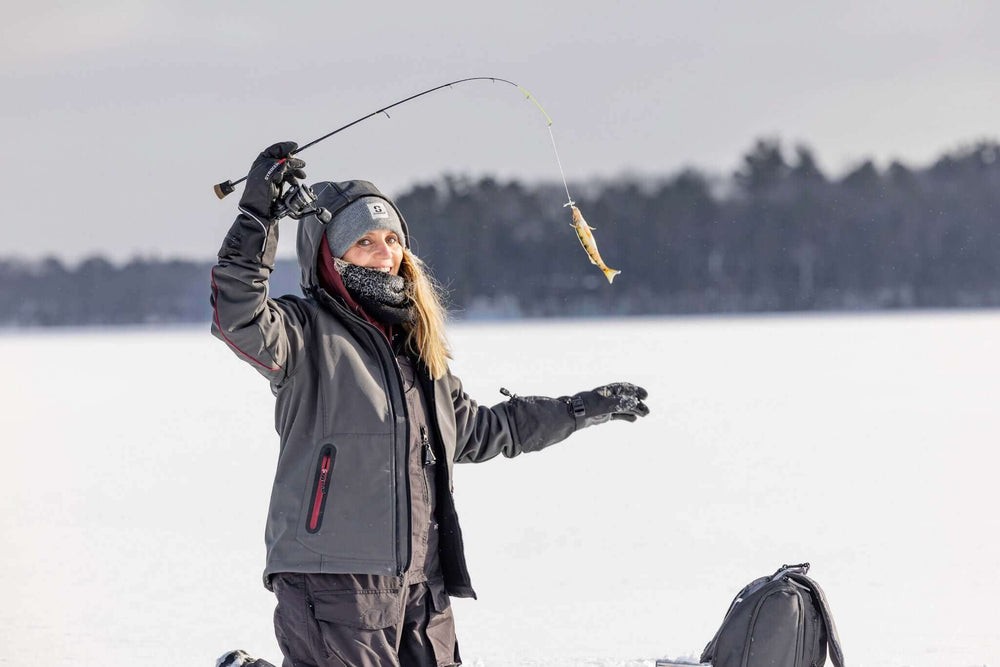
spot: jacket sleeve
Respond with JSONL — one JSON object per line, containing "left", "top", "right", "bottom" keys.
{"left": 210, "top": 208, "right": 308, "bottom": 386}
{"left": 450, "top": 371, "right": 581, "bottom": 464}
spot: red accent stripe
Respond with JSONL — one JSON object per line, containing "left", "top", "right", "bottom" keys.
{"left": 309, "top": 453, "right": 332, "bottom": 531}
{"left": 211, "top": 267, "right": 282, "bottom": 372}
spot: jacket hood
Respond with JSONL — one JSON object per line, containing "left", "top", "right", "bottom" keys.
{"left": 296, "top": 180, "right": 410, "bottom": 294}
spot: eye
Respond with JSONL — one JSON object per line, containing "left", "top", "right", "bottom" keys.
{"left": 356, "top": 237, "right": 372, "bottom": 247}
{"left": 386, "top": 235, "right": 398, "bottom": 245}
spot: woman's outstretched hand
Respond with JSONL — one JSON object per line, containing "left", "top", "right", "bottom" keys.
{"left": 571, "top": 382, "right": 649, "bottom": 427}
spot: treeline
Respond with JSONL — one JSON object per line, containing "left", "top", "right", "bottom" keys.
{"left": 3, "top": 138, "right": 1000, "bottom": 326}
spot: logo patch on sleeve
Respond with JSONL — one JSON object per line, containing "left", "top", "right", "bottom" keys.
{"left": 367, "top": 202, "right": 390, "bottom": 220}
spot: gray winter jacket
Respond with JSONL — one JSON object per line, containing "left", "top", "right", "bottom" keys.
{"left": 210, "top": 181, "right": 581, "bottom": 598}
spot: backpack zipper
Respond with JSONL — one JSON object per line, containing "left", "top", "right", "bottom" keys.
{"left": 740, "top": 582, "right": 805, "bottom": 667}
{"left": 742, "top": 587, "right": 776, "bottom": 667}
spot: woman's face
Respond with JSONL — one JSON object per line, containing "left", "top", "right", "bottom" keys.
{"left": 341, "top": 229, "right": 404, "bottom": 275}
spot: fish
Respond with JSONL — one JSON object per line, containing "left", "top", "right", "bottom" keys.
{"left": 569, "top": 204, "right": 621, "bottom": 284}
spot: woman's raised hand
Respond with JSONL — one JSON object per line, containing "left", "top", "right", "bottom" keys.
{"left": 238, "top": 141, "right": 307, "bottom": 221}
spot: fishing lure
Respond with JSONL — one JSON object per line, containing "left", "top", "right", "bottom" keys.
{"left": 213, "top": 76, "right": 621, "bottom": 283}
{"left": 569, "top": 205, "right": 620, "bottom": 284}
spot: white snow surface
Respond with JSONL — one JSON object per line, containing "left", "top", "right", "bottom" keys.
{"left": 2, "top": 311, "right": 998, "bottom": 667}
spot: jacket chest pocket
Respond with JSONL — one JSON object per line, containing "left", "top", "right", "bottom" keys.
{"left": 295, "top": 433, "right": 395, "bottom": 565}
{"left": 306, "top": 445, "right": 335, "bottom": 533}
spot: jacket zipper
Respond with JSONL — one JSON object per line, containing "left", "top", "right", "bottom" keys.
{"left": 346, "top": 307, "right": 412, "bottom": 575}
{"left": 422, "top": 425, "right": 436, "bottom": 466}
{"left": 316, "top": 290, "right": 418, "bottom": 577}
{"left": 421, "top": 425, "right": 435, "bottom": 500}
{"left": 307, "top": 446, "right": 334, "bottom": 533}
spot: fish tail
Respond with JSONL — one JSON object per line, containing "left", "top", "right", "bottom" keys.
{"left": 603, "top": 267, "right": 621, "bottom": 284}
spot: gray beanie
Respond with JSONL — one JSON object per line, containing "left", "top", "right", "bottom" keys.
{"left": 326, "top": 196, "right": 406, "bottom": 258}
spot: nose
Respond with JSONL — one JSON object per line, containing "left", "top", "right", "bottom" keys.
{"left": 372, "top": 240, "right": 392, "bottom": 256}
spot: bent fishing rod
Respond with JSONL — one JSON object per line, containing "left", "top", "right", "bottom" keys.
{"left": 213, "top": 76, "right": 571, "bottom": 204}
{"left": 211, "top": 76, "right": 622, "bottom": 282}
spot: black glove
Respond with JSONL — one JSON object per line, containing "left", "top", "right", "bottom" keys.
{"left": 570, "top": 382, "right": 649, "bottom": 428}
{"left": 238, "top": 141, "right": 307, "bottom": 221}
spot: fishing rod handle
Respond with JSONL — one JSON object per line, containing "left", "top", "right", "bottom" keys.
{"left": 214, "top": 180, "right": 237, "bottom": 199}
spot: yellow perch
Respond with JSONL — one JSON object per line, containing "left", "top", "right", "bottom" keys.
{"left": 570, "top": 205, "right": 621, "bottom": 284}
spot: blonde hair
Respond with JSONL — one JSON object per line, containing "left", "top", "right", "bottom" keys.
{"left": 398, "top": 248, "right": 451, "bottom": 379}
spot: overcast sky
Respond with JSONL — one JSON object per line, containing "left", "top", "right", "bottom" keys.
{"left": 3, "top": 1, "right": 998, "bottom": 261}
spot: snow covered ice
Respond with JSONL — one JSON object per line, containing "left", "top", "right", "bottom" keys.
{"left": 2, "top": 312, "right": 998, "bottom": 666}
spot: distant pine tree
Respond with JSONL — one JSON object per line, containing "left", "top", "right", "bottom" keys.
{"left": 4, "top": 138, "right": 1000, "bottom": 326}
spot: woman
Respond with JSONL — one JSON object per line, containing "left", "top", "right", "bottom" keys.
{"left": 212, "top": 142, "right": 649, "bottom": 667}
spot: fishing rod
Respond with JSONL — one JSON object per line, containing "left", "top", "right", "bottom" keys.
{"left": 213, "top": 76, "right": 569, "bottom": 201}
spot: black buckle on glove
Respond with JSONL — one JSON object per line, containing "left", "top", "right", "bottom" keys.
{"left": 571, "top": 395, "right": 586, "bottom": 418}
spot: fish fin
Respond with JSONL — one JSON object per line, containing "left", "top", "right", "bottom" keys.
{"left": 603, "top": 267, "right": 621, "bottom": 284}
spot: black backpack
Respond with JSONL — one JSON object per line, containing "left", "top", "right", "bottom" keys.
{"left": 700, "top": 563, "right": 845, "bottom": 667}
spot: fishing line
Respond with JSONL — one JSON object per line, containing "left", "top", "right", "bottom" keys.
{"left": 548, "top": 125, "right": 574, "bottom": 206}
{"left": 512, "top": 83, "right": 574, "bottom": 205}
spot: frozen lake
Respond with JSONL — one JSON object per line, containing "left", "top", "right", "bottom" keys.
{"left": 2, "top": 311, "right": 998, "bottom": 667}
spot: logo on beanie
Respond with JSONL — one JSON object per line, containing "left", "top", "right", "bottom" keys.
{"left": 367, "top": 202, "right": 390, "bottom": 220}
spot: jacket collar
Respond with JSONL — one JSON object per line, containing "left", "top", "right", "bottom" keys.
{"left": 316, "top": 234, "right": 392, "bottom": 341}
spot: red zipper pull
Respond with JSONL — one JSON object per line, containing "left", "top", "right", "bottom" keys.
{"left": 309, "top": 453, "right": 332, "bottom": 532}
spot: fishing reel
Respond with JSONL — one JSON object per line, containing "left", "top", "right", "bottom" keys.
{"left": 273, "top": 183, "right": 332, "bottom": 223}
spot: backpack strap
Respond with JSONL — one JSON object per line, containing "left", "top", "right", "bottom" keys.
{"left": 787, "top": 573, "right": 845, "bottom": 667}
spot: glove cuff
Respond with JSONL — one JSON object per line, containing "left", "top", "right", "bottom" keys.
{"left": 564, "top": 393, "right": 589, "bottom": 431}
